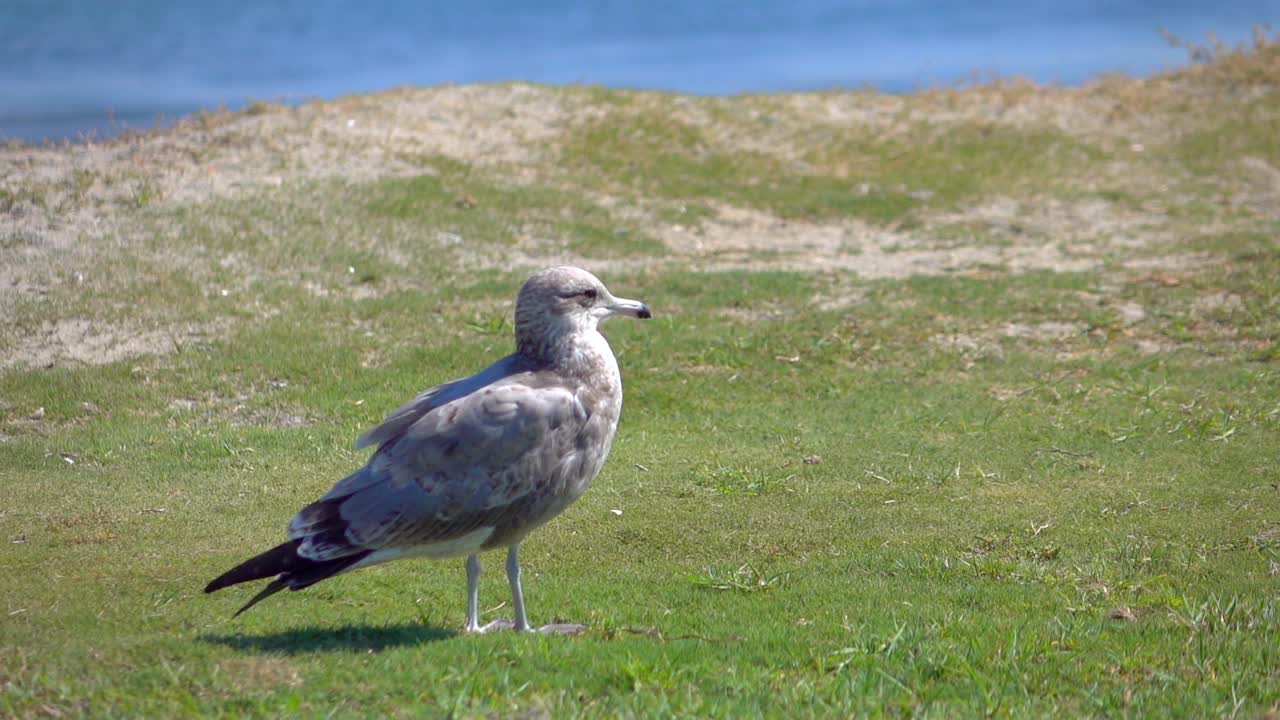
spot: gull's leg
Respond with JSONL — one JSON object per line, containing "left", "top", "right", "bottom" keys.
{"left": 505, "top": 543, "right": 588, "bottom": 636}
{"left": 464, "top": 554, "right": 482, "bottom": 633}
{"left": 477, "top": 544, "right": 530, "bottom": 633}
{"left": 470, "top": 545, "right": 586, "bottom": 635}
{"left": 507, "top": 544, "right": 532, "bottom": 632}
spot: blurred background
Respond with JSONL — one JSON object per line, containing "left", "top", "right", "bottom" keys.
{"left": 1, "top": 0, "right": 1275, "bottom": 143}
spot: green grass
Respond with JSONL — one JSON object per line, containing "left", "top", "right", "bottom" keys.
{"left": 365, "top": 157, "right": 666, "bottom": 257}
{"left": 4, "top": 45, "right": 1280, "bottom": 716}
{"left": 561, "top": 105, "right": 1101, "bottom": 225}
{"left": 1174, "top": 98, "right": 1280, "bottom": 177}
{"left": 3, "top": 255, "right": 1278, "bottom": 717}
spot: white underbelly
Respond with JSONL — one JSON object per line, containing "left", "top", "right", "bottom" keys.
{"left": 352, "top": 526, "right": 496, "bottom": 569}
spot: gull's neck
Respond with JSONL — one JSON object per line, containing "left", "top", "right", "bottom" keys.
{"left": 518, "top": 322, "right": 620, "bottom": 390}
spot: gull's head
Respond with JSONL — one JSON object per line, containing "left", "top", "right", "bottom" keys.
{"left": 515, "top": 267, "right": 651, "bottom": 357}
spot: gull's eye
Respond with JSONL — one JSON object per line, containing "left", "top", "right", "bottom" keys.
{"left": 559, "top": 287, "right": 599, "bottom": 302}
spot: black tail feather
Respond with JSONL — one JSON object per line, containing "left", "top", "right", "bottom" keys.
{"left": 205, "top": 540, "right": 306, "bottom": 594}
{"left": 234, "top": 578, "right": 289, "bottom": 617}
{"left": 205, "top": 538, "right": 372, "bottom": 616}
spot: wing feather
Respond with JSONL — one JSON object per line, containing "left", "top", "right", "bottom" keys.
{"left": 291, "top": 371, "right": 586, "bottom": 561}
{"left": 354, "top": 354, "right": 528, "bottom": 451}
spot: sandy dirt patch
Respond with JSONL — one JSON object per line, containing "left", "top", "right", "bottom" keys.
{"left": 2, "top": 318, "right": 219, "bottom": 369}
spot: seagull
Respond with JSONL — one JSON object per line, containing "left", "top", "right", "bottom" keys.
{"left": 204, "top": 266, "right": 651, "bottom": 633}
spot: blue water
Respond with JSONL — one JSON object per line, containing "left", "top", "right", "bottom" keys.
{"left": 1, "top": 1, "right": 1275, "bottom": 142}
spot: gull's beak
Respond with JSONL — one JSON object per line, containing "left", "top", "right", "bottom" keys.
{"left": 607, "top": 297, "right": 652, "bottom": 319}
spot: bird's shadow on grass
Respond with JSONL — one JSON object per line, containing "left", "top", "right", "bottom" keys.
{"left": 201, "top": 622, "right": 456, "bottom": 655}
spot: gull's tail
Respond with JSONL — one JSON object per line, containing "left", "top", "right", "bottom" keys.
{"left": 204, "top": 539, "right": 370, "bottom": 617}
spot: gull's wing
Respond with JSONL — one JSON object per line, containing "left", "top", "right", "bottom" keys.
{"left": 288, "top": 372, "right": 588, "bottom": 561}
{"left": 354, "top": 354, "right": 529, "bottom": 453}
{"left": 318, "top": 354, "right": 529, "bottom": 503}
